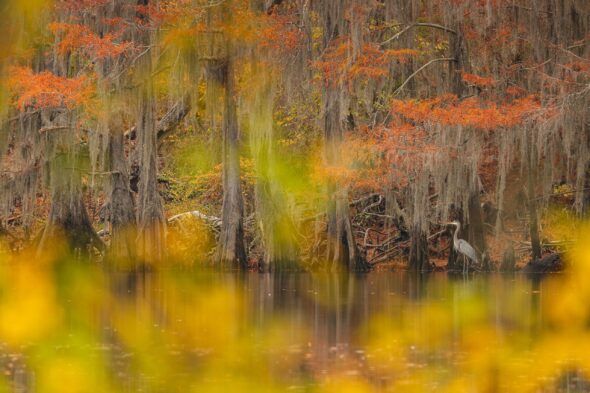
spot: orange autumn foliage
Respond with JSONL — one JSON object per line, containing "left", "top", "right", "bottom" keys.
{"left": 49, "top": 23, "right": 132, "bottom": 59}
{"left": 8, "top": 66, "right": 94, "bottom": 110}
{"left": 312, "top": 164, "right": 356, "bottom": 188}
{"left": 139, "top": 0, "right": 300, "bottom": 57}
{"left": 259, "top": 14, "right": 303, "bottom": 55}
{"left": 461, "top": 72, "right": 496, "bottom": 88}
{"left": 342, "top": 123, "right": 435, "bottom": 192}
{"left": 315, "top": 39, "right": 418, "bottom": 86}
{"left": 391, "top": 94, "right": 540, "bottom": 130}
{"left": 149, "top": 0, "right": 272, "bottom": 45}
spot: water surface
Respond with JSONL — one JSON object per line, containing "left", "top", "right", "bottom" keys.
{"left": 1, "top": 269, "right": 589, "bottom": 392}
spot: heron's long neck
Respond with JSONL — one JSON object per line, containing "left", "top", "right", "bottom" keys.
{"left": 453, "top": 223, "right": 460, "bottom": 244}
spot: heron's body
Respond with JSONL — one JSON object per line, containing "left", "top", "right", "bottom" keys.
{"left": 449, "top": 221, "right": 479, "bottom": 272}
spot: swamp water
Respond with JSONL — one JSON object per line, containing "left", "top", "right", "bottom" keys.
{"left": 0, "top": 265, "right": 589, "bottom": 392}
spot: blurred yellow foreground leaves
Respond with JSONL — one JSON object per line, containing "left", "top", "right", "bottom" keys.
{"left": 0, "top": 227, "right": 588, "bottom": 392}
{"left": 0, "top": 252, "right": 62, "bottom": 346}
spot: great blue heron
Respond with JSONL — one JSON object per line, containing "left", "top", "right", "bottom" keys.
{"left": 446, "top": 220, "right": 479, "bottom": 273}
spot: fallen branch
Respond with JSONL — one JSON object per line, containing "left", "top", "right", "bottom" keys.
{"left": 363, "top": 227, "right": 395, "bottom": 248}
{"left": 363, "top": 212, "right": 397, "bottom": 219}
{"left": 368, "top": 243, "right": 408, "bottom": 264}
{"left": 364, "top": 235, "right": 397, "bottom": 249}
{"left": 511, "top": 238, "right": 575, "bottom": 250}
{"left": 361, "top": 195, "right": 383, "bottom": 214}
{"left": 350, "top": 193, "right": 381, "bottom": 207}
{"left": 168, "top": 210, "right": 222, "bottom": 228}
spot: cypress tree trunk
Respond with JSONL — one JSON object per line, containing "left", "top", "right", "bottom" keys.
{"left": 135, "top": 0, "right": 166, "bottom": 262}
{"left": 254, "top": 172, "right": 299, "bottom": 271}
{"left": 408, "top": 224, "right": 432, "bottom": 272}
{"left": 526, "top": 132, "right": 542, "bottom": 261}
{"left": 448, "top": 16, "right": 488, "bottom": 269}
{"left": 39, "top": 150, "right": 104, "bottom": 254}
{"left": 324, "top": 86, "right": 369, "bottom": 272}
{"left": 136, "top": 88, "right": 166, "bottom": 261}
{"left": 216, "top": 59, "right": 248, "bottom": 269}
{"left": 449, "top": 23, "right": 469, "bottom": 96}
{"left": 106, "top": 125, "right": 136, "bottom": 267}
{"left": 253, "top": 141, "right": 299, "bottom": 272}
{"left": 206, "top": 71, "right": 222, "bottom": 165}
{"left": 247, "top": 1, "right": 299, "bottom": 271}
{"left": 467, "top": 186, "right": 488, "bottom": 268}
{"left": 320, "top": 1, "right": 369, "bottom": 272}
{"left": 249, "top": 69, "right": 298, "bottom": 271}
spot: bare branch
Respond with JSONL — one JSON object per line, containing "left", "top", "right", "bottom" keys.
{"left": 381, "top": 23, "right": 456, "bottom": 47}
{"left": 39, "top": 125, "right": 93, "bottom": 134}
{"left": 393, "top": 57, "right": 455, "bottom": 96}
{"left": 125, "top": 95, "right": 191, "bottom": 140}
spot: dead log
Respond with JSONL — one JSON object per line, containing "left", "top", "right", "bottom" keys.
{"left": 168, "top": 210, "right": 222, "bottom": 228}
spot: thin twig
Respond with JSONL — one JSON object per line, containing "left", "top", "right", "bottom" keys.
{"left": 393, "top": 58, "right": 455, "bottom": 96}
{"left": 39, "top": 125, "right": 92, "bottom": 134}
{"left": 381, "top": 23, "right": 456, "bottom": 47}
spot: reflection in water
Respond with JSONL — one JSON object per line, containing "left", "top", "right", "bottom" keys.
{"left": 0, "top": 263, "right": 589, "bottom": 392}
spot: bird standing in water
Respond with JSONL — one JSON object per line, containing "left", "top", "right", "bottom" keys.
{"left": 447, "top": 221, "right": 479, "bottom": 273}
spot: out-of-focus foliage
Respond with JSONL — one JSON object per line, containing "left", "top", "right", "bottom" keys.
{"left": 0, "top": 0, "right": 589, "bottom": 388}
{"left": 0, "top": 230, "right": 588, "bottom": 391}
{"left": 7, "top": 66, "right": 94, "bottom": 110}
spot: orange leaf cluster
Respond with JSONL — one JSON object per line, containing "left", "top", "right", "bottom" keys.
{"left": 314, "top": 39, "right": 418, "bottom": 86}
{"left": 259, "top": 14, "right": 303, "bottom": 55}
{"left": 49, "top": 23, "right": 131, "bottom": 59}
{"left": 461, "top": 72, "right": 496, "bottom": 88}
{"left": 341, "top": 123, "right": 434, "bottom": 192}
{"left": 312, "top": 164, "right": 355, "bottom": 188}
{"left": 349, "top": 47, "right": 418, "bottom": 80}
{"left": 8, "top": 66, "right": 94, "bottom": 110}
{"left": 505, "top": 86, "right": 526, "bottom": 97}
{"left": 391, "top": 94, "right": 540, "bottom": 130}
{"left": 564, "top": 61, "right": 590, "bottom": 74}
{"left": 223, "top": 2, "right": 267, "bottom": 44}
{"left": 137, "top": 0, "right": 301, "bottom": 57}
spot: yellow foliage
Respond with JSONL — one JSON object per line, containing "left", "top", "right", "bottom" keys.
{"left": 0, "top": 229, "right": 588, "bottom": 391}
{"left": 0, "top": 259, "right": 62, "bottom": 346}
